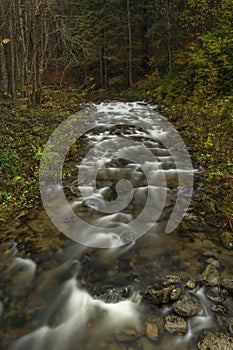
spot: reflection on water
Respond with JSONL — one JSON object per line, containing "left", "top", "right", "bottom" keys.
{"left": 0, "top": 102, "right": 232, "bottom": 350}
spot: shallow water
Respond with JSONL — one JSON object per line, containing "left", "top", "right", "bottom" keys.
{"left": 0, "top": 101, "right": 232, "bottom": 350}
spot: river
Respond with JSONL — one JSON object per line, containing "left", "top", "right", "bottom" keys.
{"left": 0, "top": 101, "right": 232, "bottom": 350}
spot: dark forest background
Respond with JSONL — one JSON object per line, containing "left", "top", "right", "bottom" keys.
{"left": 1, "top": 0, "right": 232, "bottom": 104}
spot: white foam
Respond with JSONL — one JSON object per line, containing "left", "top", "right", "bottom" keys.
{"left": 12, "top": 278, "right": 141, "bottom": 350}
{"left": 8, "top": 257, "right": 36, "bottom": 283}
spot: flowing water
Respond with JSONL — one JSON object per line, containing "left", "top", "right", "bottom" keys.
{"left": 0, "top": 101, "right": 232, "bottom": 350}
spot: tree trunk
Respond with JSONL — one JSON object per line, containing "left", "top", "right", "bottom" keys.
{"left": 167, "top": 0, "right": 172, "bottom": 74}
{"left": 9, "top": 0, "right": 16, "bottom": 104}
{"left": 100, "top": 46, "right": 104, "bottom": 88}
{"left": 127, "top": 0, "right": 133, "bottom": 86}
{"left": 0, "top": 36, "right": 8, "bottom": 96}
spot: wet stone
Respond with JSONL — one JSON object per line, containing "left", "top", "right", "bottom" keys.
{"left": 198, "top": 331, "right": 233, "bottom": 350}
{"left": 120, "top": 232, "right": 135, "bottom": 245}
{"left": 200, "top": 264, "right": 220, "bottom": 286}
{"left": 211, "top": 304, "right": 226, "bottom": 314}
{"left": 202, "top": 240, "right": 216, "bottom": 249}
{"left": 206, "top": 294, "right": 223, "bottom": 303}
{"left": 186, "top": 279, "right": 197, "bottom": 289}
{"left": 143, "top": 284, "right": 175, "bottom": 305}
{"left": 202, "top": 251, "right": 216, "bottom": 258}
{"left": 170, "top": 287, "right": 181, "bottom": 301}
{"left": 221, "top": 279, "right": 233, "bottom": 294}
{"left": 146, "top": 322, "right": 158, "bottom": 341}
{"left": 115, "top": 328, "right": 141, "bottom": 342}
{"left": 228, "top": 318, "right": 233, "bottom": 335}
{"left": 164, "top": 314, "right": 187, "bottom": 334}
{"left": 166, "top": 275, "right": 181, "bottom": 284}
{"left": 94, "top": 286, "right": 134, "bottom": 303}
{"left": 206, "top": 257, "right": 221, "bottom": 269}
{"left": 172, "top": 295, "right": 203, "bottom": 317}
{"left": 202, "top": 250, "right": 214, "bottom": 258}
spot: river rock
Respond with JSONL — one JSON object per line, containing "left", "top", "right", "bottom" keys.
{"left": 228, "top": 318, "right": 233, "bottom": 335}
{"left": 146, "top": 322, "right": 158, "bottom": 341}
{"left": 143, "top": 284, "right": 175, "bottom": 304}
{"left": 115, "top": 327, "right": 141, "bottom": 342}
{"left": 211, "top": 304, "right": 226, "bottom": 314}
{"left": 202, "top": 240, "right": 216, "bottom": 249}
{"left": 166, "top": 275, "right": 181, "bottom": 283}
{"left": 200, "top": 264, "right": 220, "bottom": 286}
{"left": 172, "top": 295, "right": 202, "bottom": 317}
{"left": 186, "top": 279, "right": 197, "bottom": 289}
{"left": 206, "top": 257, "right": 221, "bottom": 269}
{"left": 221, "top": 279, "right": 233, "bottom": 294}
{"left": 164, "top": 314, "right": 187, "bottom": 334}
{"left": 93, "top": 286, "right": 134, "bottom": 303}
{"left": 198, "top": 331, "right": 233, "bottom": 349}
{"left": 170, "top": 287, "right": 181, "bottom": 301}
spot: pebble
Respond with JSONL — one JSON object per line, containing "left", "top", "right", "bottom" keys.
{"left": 221, "top": 279, "right": 233, "bottom": 294}
{"left": 206, "top": 257, "right": 221, "bottom": 268}
{"left": 146, "top": 323, "right": 158, "bottom": 341}
{"left": 202, "top": 251, "right": 215, "bottom": 257}
{"left": 166, "top": 275, "right": 181, "bottom": 283}
{"left": 211, "top": 304, "right": 226, "bottom": 314}
{"left": 164, "top": 314, "right": 187, "bottom": 334}
{"left": 170, "top": 288, "right": 181, "bottom": 301}
{"left": 186, "top": 279, "right": 197, "bottom": 289}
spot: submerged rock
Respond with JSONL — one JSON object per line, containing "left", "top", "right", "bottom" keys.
{"left": 115, "top": 327, "right": 141, "bottom": 342}
{"left": 93, "top": 285, "right": 134, "bottom": 303}
{"left": 200, "top": 264, "right": 220, "bottom": 286}
{"left": 166, "top": 275, "right": 181, "bottom": 284}
{"left": 206, "top": 257, "right": 221, "bottom": 269}
{"left": 221, "top": 279, "right": 233, "bottom": 294}
{"left": 146, "top": 322, "right": 158, "bottom": 341}
{"left": 140, "top": 337, "right": 159, "bottom": 350}
{"left": 198, "top": 331, "right": 233, "bottom": 350}
{"left": 164, "top": 314, "right": 187, "bottom": 334}
{"left": 172, "top": 295, "right": 203, "bottom": 317}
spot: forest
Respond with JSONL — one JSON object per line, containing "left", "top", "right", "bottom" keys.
{"left": 1, "top": 0, "right": 233, "bottom": 102}
{"left": 0, "top": 0, "right": 232, "bottom": 233}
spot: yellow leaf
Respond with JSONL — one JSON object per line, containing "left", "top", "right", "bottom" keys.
{"left": 2, "top": 38, "right": 10, "bottom": 45}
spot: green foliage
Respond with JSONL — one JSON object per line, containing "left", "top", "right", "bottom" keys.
{"left": 136, "top": 68, "right": 162, "bottom": 101}
{"left": 0, "top": 147, "right": 21, "bottom": 178}
{"left": 0, "top": 86, "right": 88, "bottom": 221}
{"left": 162, "top": 95, "right": 233, "bottom": 220}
